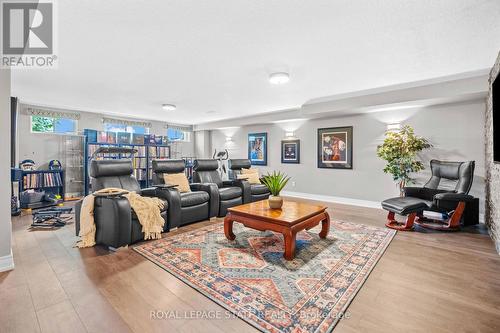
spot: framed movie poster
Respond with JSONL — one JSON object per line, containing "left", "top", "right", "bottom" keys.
{"left": 317, "top": 126, "right": 353, "bottom": 169}
{"left": 281, "top": 140, "right": 300, "bottom": 164}
{"left": 248, "top": 132, "right": 267, "bottom": 165}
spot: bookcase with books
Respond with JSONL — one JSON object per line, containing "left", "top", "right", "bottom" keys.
{"left": 19, "top": 169, "right": 65, "bottom": 209}
{"left": 83, "top": 129, "right": 171, "bottom": 195}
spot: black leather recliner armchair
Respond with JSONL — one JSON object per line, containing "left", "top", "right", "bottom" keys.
{"left": 228, "top": 159, "right": 270, "bottom": 203}
{"left": 75, "top": 159, "right": 169, "bottom": 248}
{"left": 192, "top": 159, "right": 246, "bottom": 217}
{"left": 404, "top": 160, "right": 475, "bottom": 207}
{"left": 151, "top": 159, "right": 217, "bottom": 228}
{"left": 382, "top": 160, "right": 479, "bottom": 230}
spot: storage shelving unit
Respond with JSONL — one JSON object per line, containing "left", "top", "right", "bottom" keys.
{"left": 61, "top": 134, "right": 85, "bottom": 200}
{"left": 83, "top": 129, "right": 171, "bottom": 195}
{"left": 19, "top": 169, "right": 65, "bottom": 209}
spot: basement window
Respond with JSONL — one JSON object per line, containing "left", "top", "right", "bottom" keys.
{"left": 167, "top": 128, "right": 191, "bottom": 142}
{"left": 31, "top": 116, "right": 77, "bottom": 134}
{"left": 104, "top": 123, "right": 148, "bottom": 134}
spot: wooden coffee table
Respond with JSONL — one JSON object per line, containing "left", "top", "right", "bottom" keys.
{"left": 224, "top": 200, "right": 330, "bottom": 260}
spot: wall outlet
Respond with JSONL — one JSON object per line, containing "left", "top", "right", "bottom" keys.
{"left": 291, "top": 181, "right": 296, "bottom": 187}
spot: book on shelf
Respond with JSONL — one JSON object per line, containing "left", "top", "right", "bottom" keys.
{"left": 23, "top": 172, "right": 62, "bottom": 189}
{"left": 136, "top": 145, "right": 146, "bottom": 156}
{"left": 148, "top": 146, "right": 157, "bottom": 158}
{"left": 158, "top": 146, "right": 170, "bottom": 158}
{"left": 133, "top": 157, "right": 147, "bottom": 168}
{"left": 133, "top": 168, "right": 147, "bottom": 180}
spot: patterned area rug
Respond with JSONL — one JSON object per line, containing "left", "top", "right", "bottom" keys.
{"left": 134, "top": 220, "right": 395, "bottom": 333}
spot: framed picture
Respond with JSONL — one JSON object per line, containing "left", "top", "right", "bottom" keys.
{"left": 248, "top": 132, "right": 267, "bottom": 165}
{"left": 281, "top": 139, "right": 300, "bottom": 164}
{"left": 317, "top": 126, "right": 353, "bottom": 169}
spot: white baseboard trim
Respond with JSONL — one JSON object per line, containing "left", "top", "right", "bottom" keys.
{"left": 281, "top": 191, "right": 382, "bottom": 209}
{"left": 0, "top": 250, "right": 15, "bottom": 273}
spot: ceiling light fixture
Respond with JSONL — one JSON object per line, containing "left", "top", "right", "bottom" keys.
{"left": 269, "top": 72, "right": 290, "bottom": 85}
{"left": 162, "top": 104, "right": 176, "bottom": 111}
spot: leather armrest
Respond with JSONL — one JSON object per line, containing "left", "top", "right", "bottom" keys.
{"left": 404, "top": 187, "right": 448, "bottom": 201}
{"left": 434, "top": 192, "right": 475, "bottom": 203}
{"left": 224, "top": 179, "right": 251, "bottom": 203}
{"left": 403, "top": 187, "right": 424, "bottom": 197}
{"left": 75, "top": 199, "right": 83, "bottom": 236}
{"left": 138, "top": 187, "right": 156, "bottom": 197}
{"left": 155, "top": 187, "right": 181, "bottom": 229}
{"left": 190, "top": 183, "right": 220, "bottom": 218}
{"left": 222, "top": 180, "right": 238, "bottom": 187}
{"left": 94, "top": 196, "right": 133, "bottom": 248}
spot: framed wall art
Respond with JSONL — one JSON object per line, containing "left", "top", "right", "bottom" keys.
{"left": 317, "top": 126, "right": 353, "bottom": 169}
{"left": 248, "top": 132, "right": 267, "bottom": 165}
{"left": 281, "top": 139, "right": 300, "bottom": 164}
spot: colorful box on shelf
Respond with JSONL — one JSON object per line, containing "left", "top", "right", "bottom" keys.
{"left": 84, "top": 129, "right": 98, "bottom": 143}
{"left": 132, "top": 133, "right": 145, "bottom": 145}
{"left": 107, "top": 132, "right": 117, "bottom": 144}
{"left": 154, "top": 136, "right": 163, "bottom": 145}
{"left": 117, "top": 132, "right": 131, "bottom": 144}
{"left": 98, "top": 131, "right": 108, "bottom": 143}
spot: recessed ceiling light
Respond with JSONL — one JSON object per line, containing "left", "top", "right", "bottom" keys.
{"left": 269, "top": 72, "right": 290, "bottom": 85}
{"left": 162, "top": 104, "right": 176, "bottom": 111}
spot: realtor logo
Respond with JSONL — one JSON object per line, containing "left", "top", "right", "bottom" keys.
{"left": 1, "top": 0, "right": 57, "bottom": 68}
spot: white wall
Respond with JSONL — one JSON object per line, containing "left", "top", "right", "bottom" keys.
{"left": 211, "top": 101, "right": 486, "bottom": 215}
{"left": 194, "top": 130, "right": 212, "bottom": 159}
{"left": 0, "top": 69, "right": 13, "bottom": 271}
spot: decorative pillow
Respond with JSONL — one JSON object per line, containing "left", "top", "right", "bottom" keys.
{"left": 163, "top": 173, "right": 191, "bottom": 193}
{"left": 241, "top": 168, "right": 261, "bottom": 184}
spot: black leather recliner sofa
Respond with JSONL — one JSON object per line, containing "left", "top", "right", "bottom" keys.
{"left": 228, "top": 159, "right": 270, "bottom": 203}
{"left": 75, "top": 159, "right": 169, "bottom": 248}
{"left": 151, "top": 159, "right": 217, "bottom": 228}
{"left": 192, "top": 159, "right": 246, "bottom": 217}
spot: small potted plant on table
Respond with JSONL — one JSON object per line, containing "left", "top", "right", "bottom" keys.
{"left": 261, "top": 171, "right": 290, "bottom": 209}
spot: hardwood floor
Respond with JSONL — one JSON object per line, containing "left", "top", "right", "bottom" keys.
{"left": 1, "top": 198, "right": 500, "bottom": 333}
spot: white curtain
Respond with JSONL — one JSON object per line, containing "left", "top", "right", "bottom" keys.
{"left": 25, "top": 107, "right": 81, "bottom": 120}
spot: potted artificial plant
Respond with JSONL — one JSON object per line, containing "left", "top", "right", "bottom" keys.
{"left": 376, "top": 125, "right": 431, "bottom": 196}
{"left": 261, "top": 171, "right": 291, "bottom": 209}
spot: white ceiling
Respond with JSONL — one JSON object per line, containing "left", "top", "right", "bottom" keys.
{"left": 11, "top": 0, "right": 500, "bottom": 125}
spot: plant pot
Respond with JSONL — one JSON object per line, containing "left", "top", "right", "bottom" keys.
{"left": 268, "top": 195, "right": 283, "bottom": 209}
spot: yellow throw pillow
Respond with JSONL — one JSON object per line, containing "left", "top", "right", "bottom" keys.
{"left": 240, "top": 168, "right": 261, "bottom": 184}
{"left": 236, "top": 174, "right": 250, "bottom": 180}
{"left": 163, "top": 173, "right": 191, "bottom": 193}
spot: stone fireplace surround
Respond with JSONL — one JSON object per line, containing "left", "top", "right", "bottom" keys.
{"left": 486, "top": 50, "right": 500, "bottom": 254}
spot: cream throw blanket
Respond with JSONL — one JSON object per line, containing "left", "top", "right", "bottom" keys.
{"left": 77, "top": 188, "right": 165, "bottom": 248}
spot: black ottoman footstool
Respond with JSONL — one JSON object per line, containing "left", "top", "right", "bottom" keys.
{"left": 381, "top": 197, "right": 429, "bottom": 231}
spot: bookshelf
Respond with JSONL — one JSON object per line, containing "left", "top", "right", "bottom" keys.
{"left": 83, "top": 129, "right": 171, "bottom": 195}
{"left": 19, "top": 169, "right": 65, "bottom": 209}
